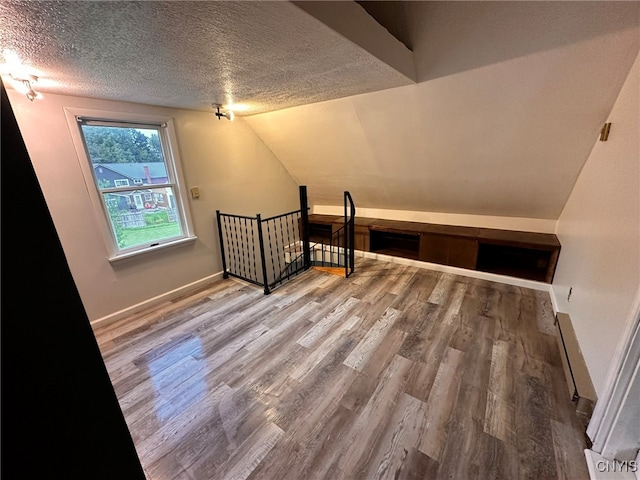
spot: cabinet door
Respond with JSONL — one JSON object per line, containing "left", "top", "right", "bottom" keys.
{"left": 355, "top": 226, "right": 370, "bottom": 251}
{"left": 419, "top": 234, "right": 449, "bottom": 264}
{"left": 332, "top": 222, "right": 371, "bottom": 251}
{"left": 419, "top": 234, "right": 478, "bottom": 269}
{"left": 447, "top": 238, "right": 478, "bottom": 269}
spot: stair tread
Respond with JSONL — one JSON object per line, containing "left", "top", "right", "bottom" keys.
{"left": 313, "top": 266, "right": 346, "bottom": 277}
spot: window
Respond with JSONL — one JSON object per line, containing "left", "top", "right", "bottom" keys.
{"left": 67, "top": 110, "right": 196, "bottom": 262}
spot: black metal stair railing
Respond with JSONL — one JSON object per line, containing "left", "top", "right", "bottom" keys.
{"left": 344, "top": 190, "right": 356, "bottom": 278}
{"left": 216, "top": 212, "right": 264, "bottom": 290}
{"left": 216, "top": 186, "right": 355, "bottom": 294}
{"left": 292, "top": 191, "right": 355, "bottom": 277}
{"left": 216, "top": 209, "right": 307, "bottom": 294}
{"left": 261, "top": 208, "right": 308, "bottom": 290}
{"left": 309, "top": 224, "right": 345, "bottom": 267}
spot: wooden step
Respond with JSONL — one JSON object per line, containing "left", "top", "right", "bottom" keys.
{"left": 313, "top": 266, "right": 346, "bottom": 277}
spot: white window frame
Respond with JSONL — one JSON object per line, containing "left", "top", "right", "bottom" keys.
{"left": 64, "top": 107, "right": 196, "bottom": 263}
{"left": 114, "top": 179, "right": 130, "bottom": 187}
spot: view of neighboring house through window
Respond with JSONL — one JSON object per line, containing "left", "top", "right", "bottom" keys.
{"left": 78, "top": 120, "right": 189, "bottom": 254}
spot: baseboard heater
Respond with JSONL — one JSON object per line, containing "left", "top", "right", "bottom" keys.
{"left": 555, "top": 313, "right": 597, "bottom": 422}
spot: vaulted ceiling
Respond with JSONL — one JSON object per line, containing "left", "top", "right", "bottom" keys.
{"left": 1, "top": 1, "right": 639, "bottom": 220}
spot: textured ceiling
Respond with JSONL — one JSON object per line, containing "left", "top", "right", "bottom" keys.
{"left": 0, "top": 1, "right": 413, "bottom": 115}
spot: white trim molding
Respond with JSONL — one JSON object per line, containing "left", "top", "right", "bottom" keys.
{"left": 587, "top": 286, "right": 640, "bottom": 461}
{"left": 90, "top": 271, "right": 224, "bottom": 329}
{"left": 549, "top": 284, "right": 561, "bottom": 316}
{"left": 63, "top": 107, "right": 197, "bottom": 262}
{"left": 358, "top": 249, "right": 551, "bottom": 292}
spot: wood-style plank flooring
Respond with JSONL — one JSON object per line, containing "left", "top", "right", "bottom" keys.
{"left": 94, "top": 258, "right": 590, "bottom": 480}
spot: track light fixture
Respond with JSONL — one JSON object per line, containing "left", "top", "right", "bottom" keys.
{"left": 212, "top": 103, "right": 234, "bottom": 121}
{"left": 10, "top": 73, "right": 39, "bottom": 101}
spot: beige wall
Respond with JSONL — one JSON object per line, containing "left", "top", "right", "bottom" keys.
{"left": 7, "top": 90, "right": 299, "bottom": 322}
{"left": 313, "top": 205, "right": 557, "bottom": 234}
{"left": 552, "top": 52, "right": 640, "bottom": 396}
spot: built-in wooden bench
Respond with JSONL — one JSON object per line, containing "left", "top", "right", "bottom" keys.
{"left": 308, "top": 214, "right": 561, "bottom": 283}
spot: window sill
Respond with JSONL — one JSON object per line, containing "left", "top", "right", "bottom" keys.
{"left": 108, "top": 236, "right": 197, "bottom": 265}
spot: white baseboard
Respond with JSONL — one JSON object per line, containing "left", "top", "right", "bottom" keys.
{"left": 359, "top": 250, "right": 551, "bottom": 292}
{"left": 90, "top": 271, "right": 224, "bottom": 329}
{"left": 549, "top": 284, "right": 561, "bottom": 315}
{"left": 91, "top": 251, "right": 551, "bottom": 329}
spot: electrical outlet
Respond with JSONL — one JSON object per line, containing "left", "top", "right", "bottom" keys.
{"left": 190, "top": 186, "right": 200, "bottom": 199}
{"left": 567, "top": 287, "right": 572, "bottom": 302}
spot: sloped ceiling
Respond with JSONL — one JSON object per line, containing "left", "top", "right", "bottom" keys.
{"left": 245, "top": 1, "right": 640, "bottom": 219}
{"left": 1, "top": 1, "right": 639, "bottom": 220}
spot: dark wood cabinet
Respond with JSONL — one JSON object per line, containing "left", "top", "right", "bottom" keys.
{"left": 353, "top": 224, "right": 372, "bottom": 251}
{"left": 419, "top": 234, "right": 478, "bottom": 270}
{"left": 308, "top": 214, "right": 373, "bottom": 252}
{"left": 307, "top": 214, "right": 340, "bottom": 243}
{"left": 370, "top": 229, "right": 421, "bottom": 260}
{"left": 307, "top": 214, "right": 561, "bottom": 283}
{"left": 476, "top": 228, "right": 560, "bottom": 283}
{"left": 418, "top": 233, "right": 449, "bottom": 264}
{"left": 417, "top": 224, "right": 479, "bottom": 270}
{"left": 333, "top": 217, "right": 376, "bottom": 252}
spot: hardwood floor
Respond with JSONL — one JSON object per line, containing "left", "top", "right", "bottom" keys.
{"left": 94, "top": 258, "right": 590, "bottom": 480}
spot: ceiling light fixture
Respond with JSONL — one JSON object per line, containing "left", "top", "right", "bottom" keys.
{"left": 213, "top": 103, "right": 234, "bottom": 121}
{"left": 225, "top": 103, "right": 249, "bottom": 112}
{"left": 10, "top": 73, "right": 39, "bottom": 101}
